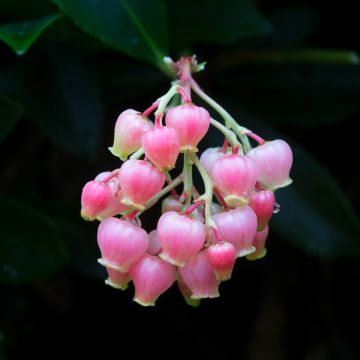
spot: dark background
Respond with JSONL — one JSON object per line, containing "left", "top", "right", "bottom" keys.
{"left": 1, "top": 0, "right": 360, "bottom": 358}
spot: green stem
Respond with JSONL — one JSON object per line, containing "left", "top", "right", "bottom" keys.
{"left": 137, "top": 175, "right": 183, "bottom": 216}
{"left": 182, "top": 153, "right": 193, "bottom": 207}
{"left": 188, "top": 153, "right": 217, "bottom": 229}
{"left": 210, "top": 118, "right": 241, "bottom": 148}
{"left": 155, "top": 83, "right": 180, "bottom": 122}
{"left": 191, "top": 79, "right": 252, "bottom": 153}
{"left": 130, "top": 147, "right": 144, "bottom": 160}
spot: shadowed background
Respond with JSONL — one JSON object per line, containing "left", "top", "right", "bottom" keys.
{"left": 1, "top": 0, "right": 360, "bottom": 358}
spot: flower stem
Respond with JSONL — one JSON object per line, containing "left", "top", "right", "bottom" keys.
{"left": 130, "top": 147, "right": 144, "bottom": 160}
{"left": 188, "top": 153, "right": 217, "bottom": 229}
{"left": 165, "top": 172, "right": 178, "bottom": 197}
{"left": 101, "top": 170, "right": 119, "bottom": 183}
{"left": 183, "top": 199, "right": 205, "bottom": 215}
{"left": 137, "top": 175, "right": 183, "bottom": 217}
{"left": 214, "top": 188, "right": 228, "bottom": 209}
{"left": 210, "top": 118, "right": 241, "bottom": 148}
{"left": 143, "top": 100, "right": 159, "bottom": 117}
{"left": 190, "top": 78, "right": 252, "bottom": 153}
{"left": 154, "top": 84, "right": 179, "bottom": 121}
{"left": 182, "top": 153, "right": 193, "bottom": 207}
{"left": 247, "top": 132, "right": 265, "bottom": 145}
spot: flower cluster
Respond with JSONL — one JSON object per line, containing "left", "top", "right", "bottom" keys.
{"left": 80, "top": 56, "right": 293, "bottom": 307}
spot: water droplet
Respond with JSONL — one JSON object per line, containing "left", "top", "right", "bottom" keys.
{"left": 273, "top": 203, "right": 281, "bottom": 214}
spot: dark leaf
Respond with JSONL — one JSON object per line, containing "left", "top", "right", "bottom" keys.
{"left": 271, "top": 144, "right": 360, "bottom": 258}
{"left": 267, "top": 6, "right": 319, "bottom": 46}
{"left": 0, "top": 198, "right": 68, "bottom": 284}
{"left": 167, "top": 0, "right": 271, "bottom": 46}
{"left": 51, "top": 0, "right": 169, "bottom": 72}
{"left": 0, "top": 95, "right": 23, "bottom": 143}
{"left": 0, "top": 14, "right": 61, "bottom": 55}
{"left": 0, "top": 0, "right": 56, "bottom": 19}
{"left": 25, "top": 46, "right": 103, "bottom": 158}
{"left": 47, "top": 200, "right": 105, "bottom": 280}
{"left": 213, "top": 64, "right": 360, "bottom": 127}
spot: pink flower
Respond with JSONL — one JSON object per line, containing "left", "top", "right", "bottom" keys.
{"left": 207, "top": 241, "right": 236, "bottom": 281}
{"left": 165, "top": 103, "right": 210, "bottom": 152}
{"left": 200, "top": 147, "right": 228, "bottom": 176}
{"left": 142, "top": 126, "right": 180, "bottom": 171}
{"left": 247, "top": 139, "right": 293, "bottom": 191}
{"left": 211, "top": 154, "right": 257, "bottom": 207}
{"left": 212, "top": 207, "right": 257, "bottom": 257}
{"left": 157, "top": 211, "right": 206, "bottom": 266}
{"left": 81, "top": 180, "right": 113, "bottom": 221}
{"left": 97, "top": 217, "right": 149, "bottom": 273}
{"left": 130, "top": 254, "right": 176, "bottom": 306}
{"left": 249, "top": 189, "right": 275, "bottom": 231}
{"left": 118, "top": 160, "right": 165, "bottom": 210}
{"left": 94, "top": 171, "right": 128, "bottom": 220}
{"left": 178, "top": 250, "right": 220, "bottom": 299}
{"left": 109, "top": 109, "right": 153, "bottom": 160}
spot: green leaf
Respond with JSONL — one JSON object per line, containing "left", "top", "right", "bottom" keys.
{"left": 213, "top": 64, "right": 360, "bottom": 126}
{"left": 0, "top": 14, "right": 61, "bottom": 55}
{"left": 167, "top": 0, "right": 271, "bottom": 45}
{"left": 47, "top": 201, "right": 104, "bottom": 280}
{"left": 0, "top": 95, "right": 23, "bottom": 143}
{"left": 271, "top": 144, "right": 360, "bottom": 258}
{"left": 267, "top": 6, "right": 319, "bottom": 46}
{"left": 24, "top": 46, "right": 103, "bottom": 158}
{"left": 0, "top": 198, "right": 68, "bottom": 284}
{"left": 51, "top": 0, "right": 169, "bottom": 71}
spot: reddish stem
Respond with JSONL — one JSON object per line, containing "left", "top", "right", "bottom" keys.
{"left": 126, "top": 210, "right": 139, "bottom": 220}
{"left": 143, "top": 101, "right": 160, "bottom": 117}
{"left": 177, "top": 86, "right": 191, "bottom": 103}
{"left": 214, "top": 188, "right": 228, "bottom": 209}
{"left": 247, "top": 132, "right": 265, "bottom": 145}
{"left": 222, "top": 138, "right": 228, "bottom": 153}
{"left": 101, "top": 170, "right": 119, "bottom": 183}
{"left": 211, "top": 227, "right": 222, "bottom": 242}
{"left": 232, "top": 146, "right": 239, "bottom": 154}
{"left": 184, "top": 200, "right": 205, "bottom": 215}
{"left": 155, "top": 113, "right": 162, "bottom": 127}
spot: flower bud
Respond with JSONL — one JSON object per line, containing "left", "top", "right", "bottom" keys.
{"left": 118, "top": 159, "right": 165, "bottom": 210}
{"left": 97, "top": 217, "right": 149, "bottom": 273}
{"left": 247, "top": 225, "right": 269, "bottom": 261}
{"left": 211, "top": 154, "right": 257, "bottom": 207}
{"left": 207, "top": 241, "right": 236, "bottom": 281}
{"left": 212, "top": 207, "right": 257, "bottom": 257}
{"left": 81, "top": 181, "right": 113, "bottom": 221}
{"left": 109, "top": 109, "right": 152, "bottom": 160}
{"left": 178, "top": 250, "right": 220, "bottom": 299}
{"left": 165, "top": 103, "right": 210, "bottom": 152}
{"left": 130, "top": 254, "right": 176, "bottom": 306}
{"left": 157, "top": 211, "right": 206, "bottom": 267}
{"left": 247, "top": 139, "right": 293, "bottom": 191}
{"left": 249, "top": 189, "right": 275, "bottom": 231}
{"left": 142, "top": 126, "right": 180, "bottom": 171}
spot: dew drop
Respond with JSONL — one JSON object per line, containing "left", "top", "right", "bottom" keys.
{"left": 273, "top": 203, "right": 281, "bottom": 214}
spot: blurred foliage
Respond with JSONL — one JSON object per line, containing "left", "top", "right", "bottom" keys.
{"left": 1, "top": 0, "right": 360, "bottom": 358}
